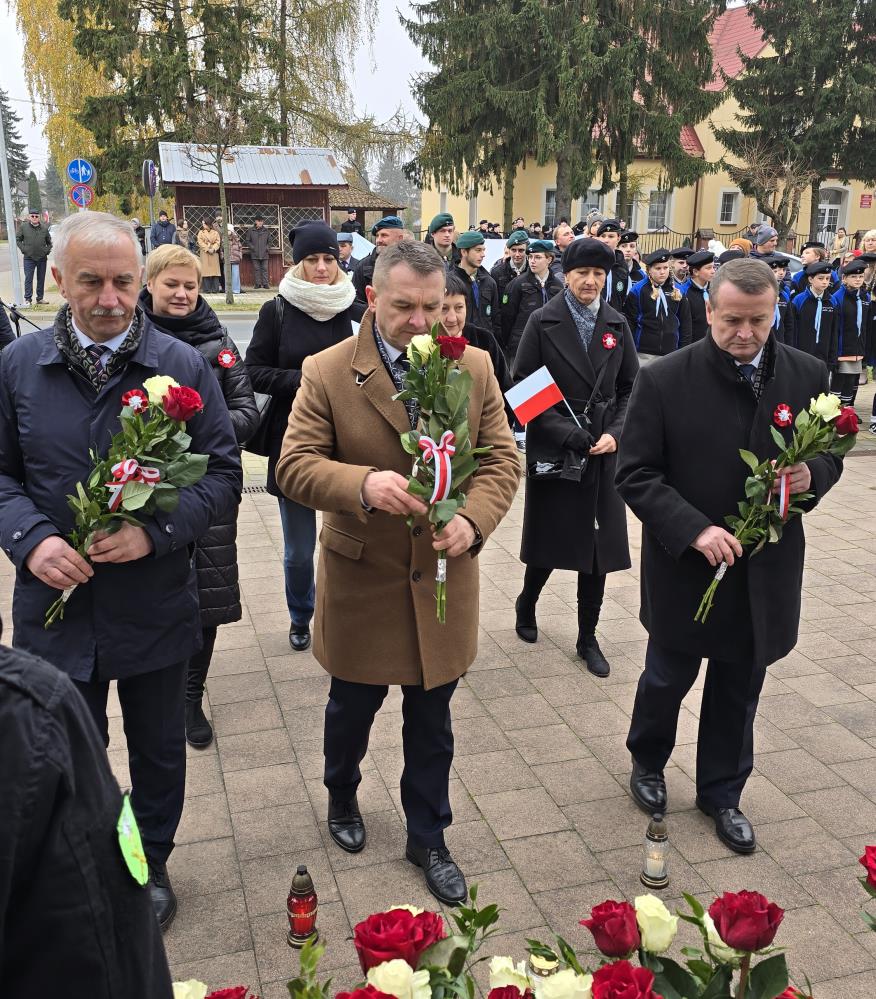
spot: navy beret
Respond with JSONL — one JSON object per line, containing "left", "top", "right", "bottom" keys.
{"left": 687, "top": 250, "right": 715, "bottom": 269}
{"left": 717, "top": 249, "right": 746, "bottom": 264}
{"left": 596, "top": 219, "right": 622, "bottom": 236}
{"left": 670, "top": 246, "right": 695, "bottom": 259}
{"left": 618, "top": 230, "right": 638, "bottom": 245}
{"left": 841, "top": 259, "right": 866, "bottom": 275}
{"left": 805, "top": 260, "right": 834, "bottom": 277}
{"left": 644, "top": 247, "right": 672, "bottom": 266}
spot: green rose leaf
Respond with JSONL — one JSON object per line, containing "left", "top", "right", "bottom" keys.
{"left": 739, "top": 449, "right": 760, "bottom": 472}
{"left": 416, "top": 935, "right": 470, "bottom": 977}
{"left": 746, "top": 953, "right": 789, "bottom": 999}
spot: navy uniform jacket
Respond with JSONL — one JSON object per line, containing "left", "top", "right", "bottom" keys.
{"left": 500, "top": 269, "right": 564, "bottom": 362}
{"left": 601, "top": 250, "right": 632, "bottom": 311}
{"left": 452, "top": 264, "right": 502, "bottom": 340}
{"left": 685, "top": 281, "right": 710, "bottom": 342}
{"left": 490, "top": 257, "right": 528, "bottom": 301}
{"left": 831, "top": 285, "right": 870, "bottom": 358}
{"left": 772, "top": 289, "right": 795, "bottom": 346}
{"left": 0, "top": 313, "right": 242, "bottom": 681}
{"left": 624, "top": 277, "right": 692, "bottom": 356}
{"left": 0, "top": 644, "right": 173, "bottom": 996}
{"left": 791, "top": 288, "right": 838, "bottom": 367}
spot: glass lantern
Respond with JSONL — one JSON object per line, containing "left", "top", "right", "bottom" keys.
{"left": 287, "top": 864, "right": 319, "bottom": 947}
{"left": 640, "top": 812, "right": 669, "bottom": 890}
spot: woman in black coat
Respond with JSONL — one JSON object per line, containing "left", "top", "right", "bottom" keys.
{"left": 141, "top": 245, "right": 260, "bottom": 748}
{"left": 512, "top": 239, "right": 639, "bottom": 677}
{"left": 244, "top": 222, "right": 355, "bottom": 654}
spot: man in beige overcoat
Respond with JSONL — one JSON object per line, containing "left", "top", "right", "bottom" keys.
{"left": 276, "top": 241, "right": 520, "bottom": 905}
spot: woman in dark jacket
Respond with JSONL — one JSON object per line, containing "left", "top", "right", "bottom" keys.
{"left": 244, "top": 222, "right": 355, "bottom": 653}
{"left": 141, "top": 245, "right": 260, "bottom": 748}
{"left": 512, "top": 239, "right": 639, "bottom": 678}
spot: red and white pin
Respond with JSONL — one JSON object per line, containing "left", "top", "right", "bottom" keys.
{"left": 217, "top": 349, "right": 236, "bottom": 368}
{"left": 773, "top": 403, "right": 793, "bottom": 429}
{"left": 602, "top": 332, "right": 617, "bottom": 350}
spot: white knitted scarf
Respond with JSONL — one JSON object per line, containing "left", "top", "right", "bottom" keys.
{"left": 278, "top": 264, "right": 355, "bottom": 322}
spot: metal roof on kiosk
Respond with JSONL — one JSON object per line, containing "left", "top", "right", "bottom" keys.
{"left": 158, "top": 143, "right": 347, "bottom": 186}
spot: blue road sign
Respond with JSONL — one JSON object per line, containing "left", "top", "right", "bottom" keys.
{"left": 69, "top": 183, "right": 95, "bottom": 209}
{"left": 66, "top": 158, "right": 95, "bottom": 185}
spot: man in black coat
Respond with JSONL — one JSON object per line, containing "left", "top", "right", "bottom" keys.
{"left": 513, "top": 239, "right": 639, "bottom": 677}
{"left": 340, "top": 208, "right": 365, "bottom": 236}
{"left": 0, "top": 212, "right": 242, "bottom": 929}
{"left": 616, "top": 258, "right": 843, "bottom": 854}
{"left": 0, "top": 636, "right": 173, "bottom": 996}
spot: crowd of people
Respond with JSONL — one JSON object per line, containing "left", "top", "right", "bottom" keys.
{"left": 0, "top": 202, "right": 863, "bottom": 991}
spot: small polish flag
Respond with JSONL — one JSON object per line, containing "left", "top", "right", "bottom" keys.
{"left": 504, "top": 366, "right": 565, "bottom": 425}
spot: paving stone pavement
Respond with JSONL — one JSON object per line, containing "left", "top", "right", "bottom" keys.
{"left": 4, "top": 442, "right": 876, "bottom": 997}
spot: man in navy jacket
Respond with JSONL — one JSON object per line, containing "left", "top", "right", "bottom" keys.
{"left": 0, "top": 212, "right": 241, "bottom": 930}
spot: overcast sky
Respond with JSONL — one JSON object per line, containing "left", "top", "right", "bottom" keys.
{"left": 0, "top": 0, "right": 427, "bottom": 176}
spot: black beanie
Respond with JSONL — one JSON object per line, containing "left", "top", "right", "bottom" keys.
{"left": 289, "top": 222, "right": 340, "bottom": 264}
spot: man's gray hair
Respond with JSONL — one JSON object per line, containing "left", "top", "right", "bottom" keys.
{"left": 710, "top": 257, "right": 777, "bottom": 307}
{"left": 52, "top": 211, "right": 144, "bottom": 273}
{"left": 373, "top": 239, "right": 445, "bottom": 288}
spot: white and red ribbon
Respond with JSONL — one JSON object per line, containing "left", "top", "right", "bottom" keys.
{"left": 105, "top": 458, "right": 161, "bottom": 512}
{"left": 418, "top": 430, "right": 456, "bottom": 504}
{"left": 777, "top": 472, "right": 789, "bottom": 521}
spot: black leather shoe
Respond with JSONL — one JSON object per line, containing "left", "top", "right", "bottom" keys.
{"left": 406, "top": 842, "right": 467, "bottom": 906}
{"left": 630, "top": 760, "right": 667, "bottom": 814}
{"left": 697, "top": 799, "right": 756, "bottom": 854}
{"left": 328, "top": 796, "right": 366, "bottom": 853}
{"left": 576, "top": 634, "right": 610, "bottom": 677}
{"left": 289, "top": 623, "right": 311, "bottom": 652}
{"left": 185, "top": 699, "right": 214, "bottom": 749}
{"left": 514, "top": 594, "right": 538, "bottom": 644}
{"left": 147, "top": 860, "right": 177, "bottom": 931}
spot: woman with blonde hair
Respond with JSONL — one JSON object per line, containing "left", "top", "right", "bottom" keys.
{"left": 245, "top": 222, "right": 355, "bottom": 652}
{"left": 139, "top": 244, "right": 259, "bottom": 747}
{"left": 830, "top": 226, "right": 850, "bottom": 258}
{"left": 197, "top": 218, "right": 221, "bottom": 292}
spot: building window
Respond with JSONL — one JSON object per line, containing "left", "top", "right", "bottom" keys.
{"left": 619, "top": 198, "right": 636, "bottom": 231}
{"left": 579, "top": 190, "right": 602, "bottom": 220}
{"left": 229, "top": 204, "right": 281, "bottom": 250}
{"left": 817, "top": 188, "right": 844, "bottom": 242}
{"left": 719, "top": 191, "right": 740, "bottom": 225}
{"left": 439, "top": 191, "right": 448, "bottom": 214}
{"left": 647, "top": 191, "right": 669, "bottom": 231}
{"left": 544, "top": 189, "right": 557, "bottom": 229}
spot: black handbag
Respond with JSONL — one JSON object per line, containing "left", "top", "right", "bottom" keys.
{"left": 243, "top": 296, "right": 284, "bottom": 456}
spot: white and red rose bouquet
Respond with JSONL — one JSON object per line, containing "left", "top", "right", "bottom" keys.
{"left": 694, "top": 392, "right": 859, "bottom": 623}
{"left": 860, "top": 846, "right": 876, "bottom": 932}
{"left": 44, "top": 375, "right": 209, "bottom": 627}
{"left": 394, "top": 327, "right": 493, "bottom": 623}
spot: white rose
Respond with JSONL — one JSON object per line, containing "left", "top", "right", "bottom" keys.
{"left": 539, "top": 967, "right": 593, "bottom": 999}
{"left": 489, "top": 956, "right": 531, "bottom": 992}
{"left": 634, "top": 894, "right": 679, "bottom": 954}
{"left": 809, "top": 392, "right": 841, "bottom": 422}
{"left": 389, "top": 904, "right": 424, "bottom": 916}
{"left": 406, "top": 334, "right": 436, "bottom": 363}
{"left": 703, "top": 914, "right": 744, "bottom": 968}
{"left": 367, "top": 959, "right": 431, "bottom": 999}
{"left": 143, "top": 374, "right": 180, "bottom": 406}
{"left": 172, "top": 982, "right": 208, "bottom": 999}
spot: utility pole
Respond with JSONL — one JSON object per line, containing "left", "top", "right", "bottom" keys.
{"left": 0, "top": 103, "right": 24, "bottom": 305}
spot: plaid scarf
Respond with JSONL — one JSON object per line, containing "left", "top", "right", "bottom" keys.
{"left": 54, "top": 305, "right": 144, "bottom": 390}
{"left": 564, "top": 288, "right": 598, "bottom": 350}
{"left": 373, "top": 324, "right": 419, "bottom": 429}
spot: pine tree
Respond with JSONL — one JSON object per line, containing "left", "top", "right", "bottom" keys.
{"left": 43, "top": 161, "right": 68, "bottom": 217}
{"left": 27, "top": 172, "right": 42, "bottom": 213}
{"left": 0, "top": 89, "right": 31, "bottom": 226}
{"left": 714, "top": 0, "right": 876, "bottom": 241}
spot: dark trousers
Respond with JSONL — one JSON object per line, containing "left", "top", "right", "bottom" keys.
{"left": 626, "top": 637, "right": 767, "bottom": 808}
{"left": 278, "top": 496, "right": 316, "bottom": 626}
{"left": 521, "top": 565, "right": 606, "bottom": 634}
{"left": 252, "top": 257, "right": 269, "bottom": 288}
{"left": 187, "top": 625, "right": 218, "bottom": 701}
{"left": 832, "top": 371, "right": 859, "bottom": 406}
{"left": 74, "top": 661, "right": 187, "bottom": 864}
{"left": 324, "top": 676, "right": 458, "bottom": 848}
{"left": 23, "top": 256, "right": 47, "bottom": 302}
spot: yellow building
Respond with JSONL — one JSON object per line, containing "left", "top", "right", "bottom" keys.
{"left": 421, "top": 7, "right": 876, "bottom": 249}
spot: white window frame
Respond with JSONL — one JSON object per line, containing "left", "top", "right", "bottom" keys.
{"left": 718, "top": 189, "right": 741, "bottom": 226}
{"left": 646, "top": 189, "right": 671, "bottom": 232}
{"left": 816, "top": 185, "right": 849, "bottom": 238}
{"left": 543, "top": 188, "right": 557, "bottom": 230}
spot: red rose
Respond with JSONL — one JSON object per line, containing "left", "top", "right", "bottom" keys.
{"left": 163, "top": 385, "right": 204, "bottom": 422}
{"left": 353, "top": 908, "right": 446, "bottom": 972}
{"left": 860, "top": 846, "right": 876, "bottom": 889}
{"left": 708, "top": 890, "right": 784, "bottom": 952}
{"left": 488, "top": 987, "right": 533, "bottom": 999}
{"left": 835, "top": 406, "right": 860, "bottom": 435}
{"left": 121, "top": 389, "right": 149, "bottom": 413}
{"left": 205, "top": 990, "right": 258, "bottom": 999}
{"left": 337, "top": 987, "right": 395, "bottom": 999}
{"left": 592, "top": 961, "right": 660, "bottom": 999}
{"left": 436, "top": 335, "right": 468, "bottom": 360}
{"left": 776, "top": 989, "right": 809, "bottom": 999}
{"left": 580, "top": 900, "right": 640, "bottom": 957}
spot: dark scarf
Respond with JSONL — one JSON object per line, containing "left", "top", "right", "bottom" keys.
{"left": 138, "top": 290, "right": 223, "bottom": 346}
{"left": 53, "top": 305, "right": 144, "bottom": 390}
{"left": 373, "top": 325, "right": 419, "bottom": 429}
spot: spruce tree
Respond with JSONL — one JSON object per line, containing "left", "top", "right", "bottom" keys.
{"left": 43, "top": 162, "right": 67, "bottom": 217}
{"left": 27, "top": 172, "right": 42, "bottom": 213}
{"left": 0, "top": 89, "right": 30, "bottom": 225}
{"left": 714, "top": 0, "right": 876, "bottom": 241}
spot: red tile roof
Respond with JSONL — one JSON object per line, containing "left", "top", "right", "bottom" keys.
{"left": 707, "top": 5, "right": 767, "bottom": 91}
{"left": 680, "top": 125, "right": 706, "bottom": 157}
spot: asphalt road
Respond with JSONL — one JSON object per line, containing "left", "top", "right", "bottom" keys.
{"left": 222, "top": 315, "right": 260, "bottom": 354}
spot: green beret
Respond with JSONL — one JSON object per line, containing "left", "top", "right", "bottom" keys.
{"left": 527, "top": 239, "right": 555, "bottom": 256}
{"left": 456, "top": 231, "right": 485, "bottom": 249}
{"left": 428, "top": 212, "right": 455, "bottom": 234}
{"left": 371, "top": 215, "right": 404, "bottom": 235}
{"left": 506, "top": 229, "right": 529, "bottom": 248}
